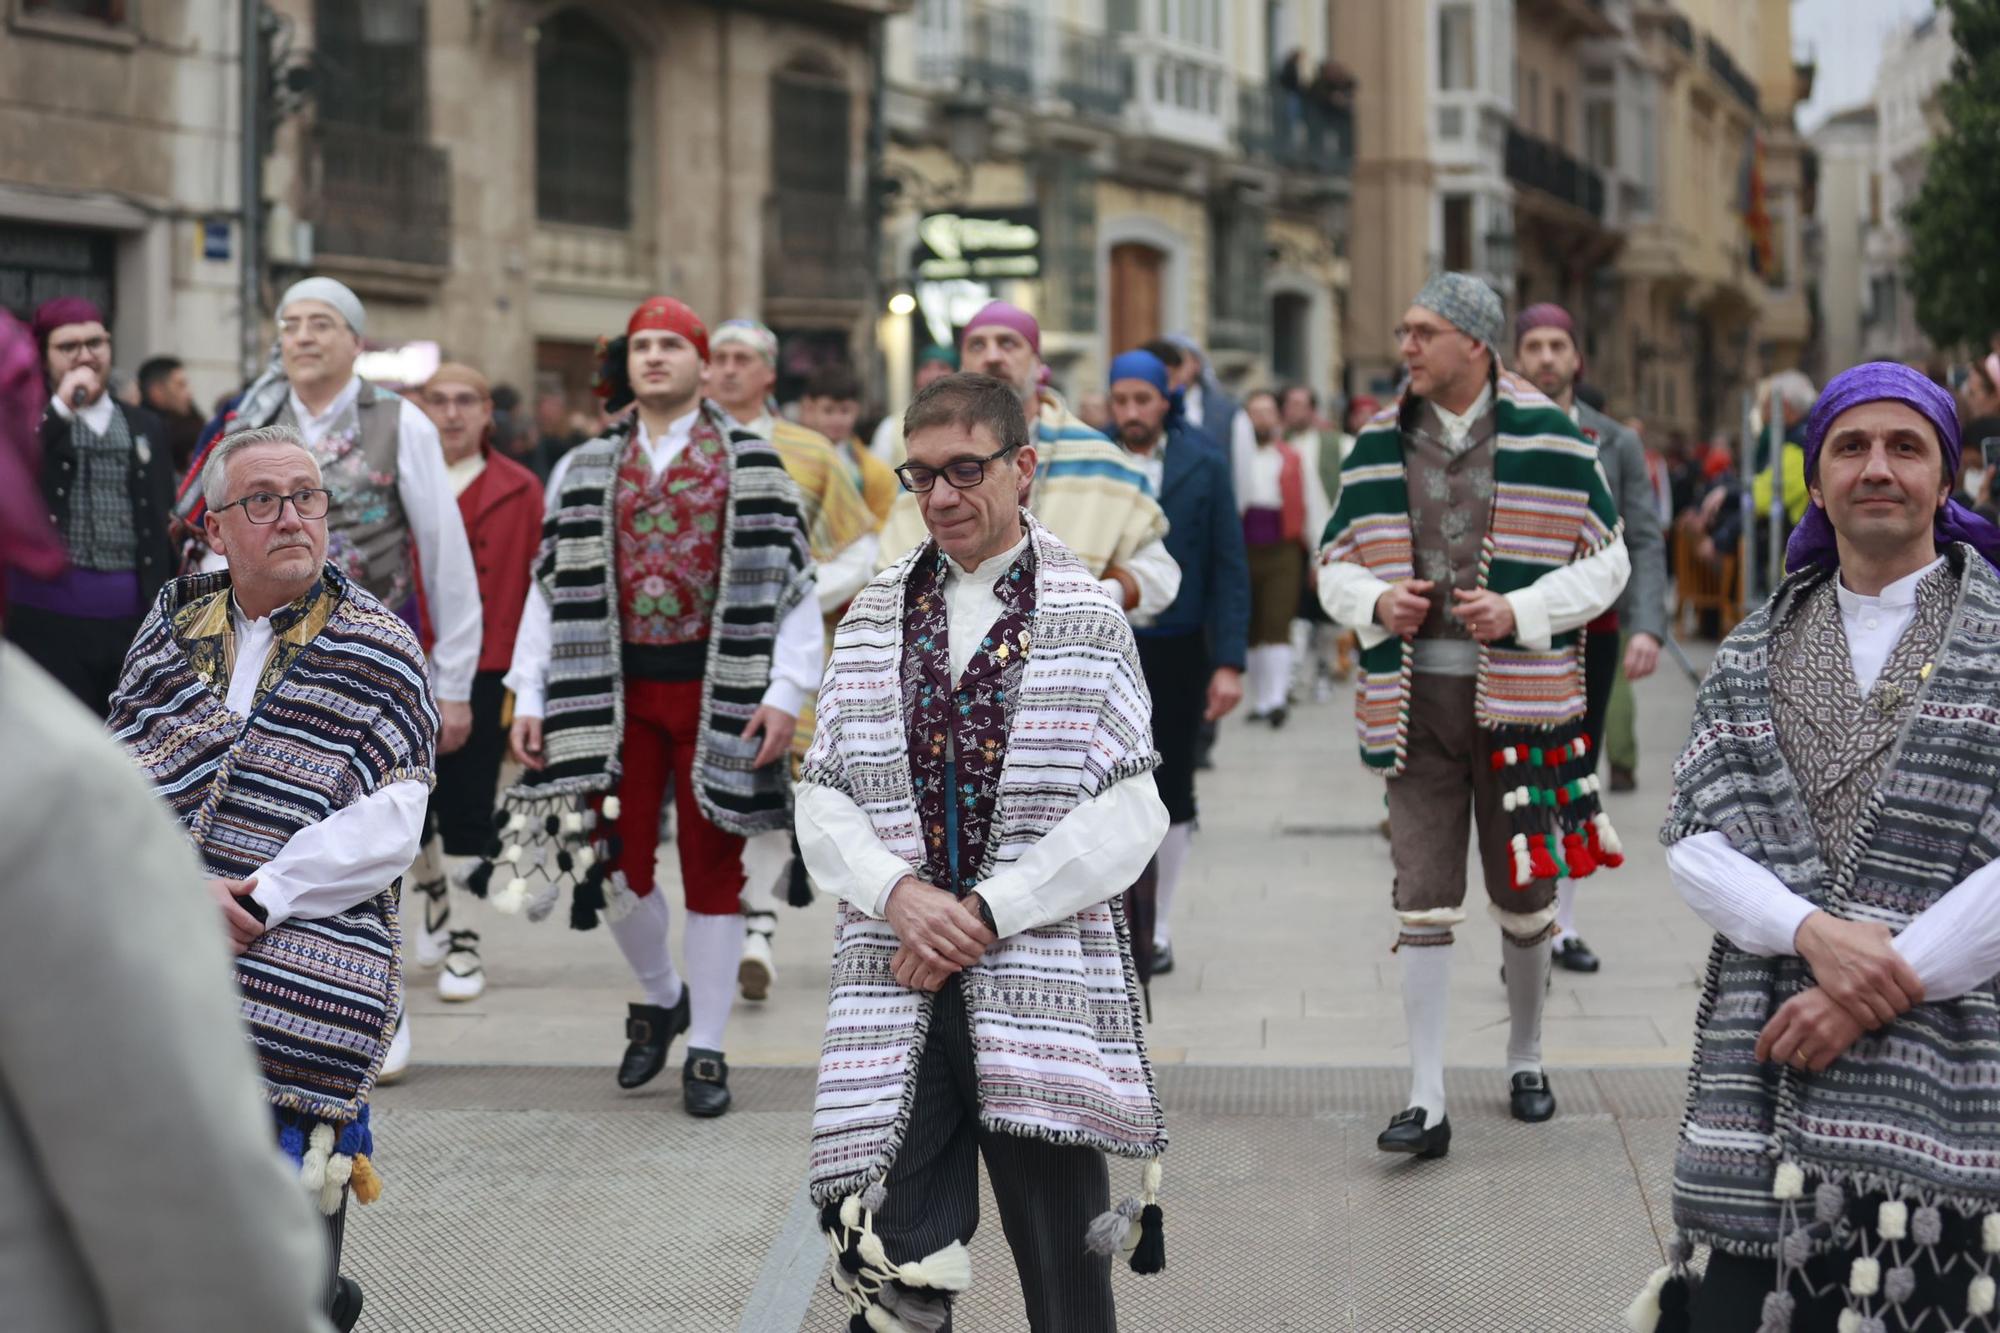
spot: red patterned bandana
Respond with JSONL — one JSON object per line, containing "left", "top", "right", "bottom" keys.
{"left": 626, "top": 297, "right": 709, "bottom": 362}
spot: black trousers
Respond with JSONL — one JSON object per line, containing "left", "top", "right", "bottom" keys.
{"left": 871, "top": 979, "right": 1116, "bottom": 1332}
{"left": 1581, "top": 625, "right": 1619, "bottom": 770}
{"left": 1135, "top": 630, "right": 1209, "bottom": 825}
{"left": 5, "top": 604, "right": 143, "bottom": 720}
{"left": 426, "top": 670, "right": 511, "bottom": 855}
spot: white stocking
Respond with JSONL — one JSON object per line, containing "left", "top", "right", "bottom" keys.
{"left": 682, "top": 911, "right": 745, "bottom": 1052}
{"left": 1400, "top": 929, "right": 1452, "bottom": 1121}
{"left": 1153, "top": 822, "right": 1194, "bottom": 949}
{"left": 1554, "top": 878, "right": 1579, "bottom": 942}
{"left": 1503, "top": 933, "right": 1552, "bottom": 1076}
{"left": 606, "top": 888, "right": 684, "bottom": 1009}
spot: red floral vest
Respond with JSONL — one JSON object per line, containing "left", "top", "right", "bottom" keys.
{"left": 615, "top": 418, "right": 730, "bottom": 647}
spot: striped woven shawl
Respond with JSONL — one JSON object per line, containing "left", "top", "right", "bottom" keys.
{"left": 800, "top": 514, "right": 1167, "bottom": 1204}
{"left": 1665, "top": 545, "right": 2000, "bottom": 1255}
{"left": 109, "top": 565, "right": 436, "bottom": 1127}
{"left": 1320, "top": 378, "right": 1622, "bottom": 774}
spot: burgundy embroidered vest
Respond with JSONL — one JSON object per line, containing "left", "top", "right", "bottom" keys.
{"left": 901, "top": 545, "right": 1037, "bottom": 891}
{"left": 615, "top": 418, "right": 730, "bottom": 648}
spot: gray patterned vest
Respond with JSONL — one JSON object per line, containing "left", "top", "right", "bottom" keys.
{"left": 1404, "top": 399, "right": 1496, "bottom": 673}
{"left": 276, "top": 380, "right": 411, "bottom": 611}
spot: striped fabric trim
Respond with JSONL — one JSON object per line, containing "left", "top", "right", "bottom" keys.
{"left": 802, "top": 514, "right": 1166, "bottom": 1205}
{"left": 1322, "top": 379, "right": 1621, "bottom": 773}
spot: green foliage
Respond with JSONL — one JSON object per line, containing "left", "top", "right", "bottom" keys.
{"left": 1904, "top": 0, "right": 2000, "bottom": 349}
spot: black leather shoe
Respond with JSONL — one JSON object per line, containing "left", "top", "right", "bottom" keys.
{"left": 684, "top": 1048, "right": 732, "bottom": 1117}
{"left": 617, "top": 992, "right": 689, "bottom": 1090}
{"left": 1376, "top": 1107, "right": 1451, "bottom": 1158}
{"left": 1510, "top": 1071, "right": 1557, "bottom": 1123}
{"left": 1553, "top": 936, "right": 1601, "bottom": 973}
{"left": 1152, "top": 942, "right": 1175, "bottom": 976}
{"left": 1268, "top": 706, "right": 1289, "bottom": 729}
{"left": 1610, "top": 764, "right": 1637, "bottom": 793}
{"left": 330, "top": 1275, "right": 363, "bottom": 1332}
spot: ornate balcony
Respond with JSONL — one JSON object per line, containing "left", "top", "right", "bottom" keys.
{"left": 1239, "top": 84, "right": 1353, "bottom": 180}
{"left": 1505, "top": 125, "right": 1606, "bottom": 221}
{"left": 764, "top": 189, "right": 869, "bottom": 305}
{"left": 305, "top": 123, "right": 451, "bottom": 270}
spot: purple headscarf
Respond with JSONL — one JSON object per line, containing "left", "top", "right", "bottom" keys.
{"left": 1784, "top": 360, "right": 2000, "bottom": 574}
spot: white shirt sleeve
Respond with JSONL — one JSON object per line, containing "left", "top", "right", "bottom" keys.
{"left": 763, "top": 584, "right": 824, "bottom": 719}
{"left": 795, "top": 781, "right": 918, "bottom": 917}
{"left": 1504, "top": 533, "right": 1631, "bottom": 650}
{"left": 1667, "top": 830, "right": 1816, "bottom": 956}
{"left": 1893, "top": 858, "right": 2000, "bottom": 1001}
{"left": 503, "top": 583, "right": 552, "bottom": 719}
{"left": 395, "top": 402, "right": 482, "bottom": 702}
{"left": 972, "top": 772, "right": 1169, "bottom": 938}
{"left": 1316, "top": 558, "right": 1394, "bottom": 649}
{"left": 248, "top": 780, "right": 431, "bottom": 929}
{"left": 817, "top": 533, "right": 880, "bottom": 615}
{"left": 1115, "top": 537, "right": 1182, "bottom": 619}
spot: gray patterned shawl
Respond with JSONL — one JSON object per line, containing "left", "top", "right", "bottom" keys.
{"left": 1664, "top": 544, "right": 2000, "bottom": 1256}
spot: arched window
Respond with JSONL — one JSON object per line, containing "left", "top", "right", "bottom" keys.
{"left": 536, "top": 9, "right": 633, "bottom": 229}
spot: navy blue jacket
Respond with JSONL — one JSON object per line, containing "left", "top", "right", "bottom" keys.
{"left": 1134, "top": 421, "right": 1250, "bottom": 670}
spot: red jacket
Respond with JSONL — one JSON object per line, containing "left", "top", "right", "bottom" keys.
{"left": 459, "top": 448, "right": 544, "bottom": 675}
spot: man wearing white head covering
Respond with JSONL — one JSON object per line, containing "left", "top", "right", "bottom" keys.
{"left": 179, "top": 277, "right": 483, "bottom": 1079}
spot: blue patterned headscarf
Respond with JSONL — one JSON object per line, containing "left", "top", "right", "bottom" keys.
{"left": 1108, "top": 348, "right": 1182, "bottom": 427}
{"left": 1785, "top": 360, "right": 2000, "bottom": 573}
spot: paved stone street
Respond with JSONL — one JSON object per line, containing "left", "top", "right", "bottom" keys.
{"left": 358, "top": 651, "right": 1716, "bottom": 1331}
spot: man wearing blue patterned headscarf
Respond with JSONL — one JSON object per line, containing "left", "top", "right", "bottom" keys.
{"left": 1107, "top": 348, "right": 1249, "bottom": 975}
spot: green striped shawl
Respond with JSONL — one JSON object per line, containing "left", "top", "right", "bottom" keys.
{"left": 1319, "top": 379, "right": 1621, "bottom": 774}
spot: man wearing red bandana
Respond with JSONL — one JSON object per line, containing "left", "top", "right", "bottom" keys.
{"left": 496, "top": 297, "right": 821, "bottom": 1118}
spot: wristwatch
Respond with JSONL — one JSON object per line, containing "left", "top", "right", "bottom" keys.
{"left": 968, "top": 892, "right": 997, "bottom": 932}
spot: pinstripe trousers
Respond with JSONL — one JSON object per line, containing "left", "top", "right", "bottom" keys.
{"left": 868, "top": 977, "right": 1117, "bottom": 1333}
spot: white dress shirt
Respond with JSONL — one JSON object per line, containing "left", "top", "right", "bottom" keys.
{"left": 728, "top": 408, "right": 881, "bottom": 615}
{"left": 1431, "top": 383, "right": 1493, "bottom": 455}
{"left": 505, "top": 408, "right": 824, "bottom": 719}
{"left": 1669, "top": 556, "right": 2000, "bottom": 1000}
{"left": 224, "top": 600, "right": 429, "bottom": 930}
{"left": 50, "top": 390, "right": 117, "bottom": 435}
{"left": 795, "top": 532, "right": 1169, "bottom": 939}
{"left": 445, "top": 453, "right": 486, "bottom": 498}
{"left": 287, "top": 376, "right": 482, "bottom": 703}
{"left": 1317, "top": 533, "right": 1629, "bottom": 651}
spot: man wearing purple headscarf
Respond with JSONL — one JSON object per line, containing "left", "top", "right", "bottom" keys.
{"left": 1644, "top": 362, "right": 2000, "bottom": 1330}
{"left": 4, "top": 296, "right": 178, "bottom": 717}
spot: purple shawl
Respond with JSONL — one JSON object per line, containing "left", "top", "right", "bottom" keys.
{"left": 1784, "top": 361, "right": 2000, "bottom": 573}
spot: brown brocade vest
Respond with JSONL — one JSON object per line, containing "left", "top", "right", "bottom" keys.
{"left": 276, "top": 380, "right": 411, "bottom": 612}
{"left": 1404, "top": 400, "right": 1497, "bottom": 646}
{"left": 1769, "top": 565, "right": 1956, "bottom": 874}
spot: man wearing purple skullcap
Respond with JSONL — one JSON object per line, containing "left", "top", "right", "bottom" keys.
{"left": 1652, "top": 359, "right": 2000, "bottom": 1326}
{"left": 875, "top": 301, "right": 1180, "bottom": 622}
{"left": 4, "top": 296, "right": 177, "bottom": 718}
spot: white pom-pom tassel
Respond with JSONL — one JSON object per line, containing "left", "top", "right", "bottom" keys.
{"left": 1773, "top": 1161, "right": 1805, "bottom": 1200}
{"left": 505, "top": 812, "right": 526, "bottom": 834}
{"left": 1877, "top": 1200, "right": 1907, "bottom": 1240}
{"left": 839, "top": 1196, "right": 862, "bottom": 1230}
{"left": 1623, "top": 1264, "right": 1668, "bottom": 1332}
{"left": 1595, "top": 813, "right": 1624, "bottom": 857}
{"left": 574, "top": 845, "right": 595, "bottom": 870}
{"left": 493, "top": 878, "right": 530, "bottom": 914}
{"left": 857, "top": 1229, "right": 891, "bottom": 1272}
{"left": 1141, "top": 1159, "right": 1162, "bottom": 1201}
{"left": 1985, "top": 1213, "right": 2000, "bottom": 1254}
{"left": 603, "top": 796, "right": 621, "bottom": 820}
{"left": 1971, "top": 1273, "right": 1997, "bottom": 1316}
{"left": 897, "top": 1240, "right": 971, "bottom": 1292}
{"left": 501, "top": 843, "right": 523, "bottom": 865}
{"left": 1836, "top": 1311, "right": 1861, "bottom": 1333}
{"left": 1503, "top": 791, "right": 1518, "bottom": 812}
{"left": 1848, "top": 1255, "right": 1879, "bottom": 1297}
{"left": 563, "top": 811, "right": 584, "bottom": 833}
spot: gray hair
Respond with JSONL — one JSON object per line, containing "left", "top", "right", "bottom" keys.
{"left": 1767, "top": 369, "right": 1818, "bottom": 417}
{"left": 201, "top": 423, "right": 320, "bottom": 509}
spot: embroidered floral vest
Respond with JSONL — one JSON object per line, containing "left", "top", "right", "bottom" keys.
{"left": 279, "top": 382, "right": 410, "bottom": 612}
{"left": 615, "top": 417, "right": 730, "bottom": 647}
{"left": 901, "top": 545, "right": 1037, "bottom": 891}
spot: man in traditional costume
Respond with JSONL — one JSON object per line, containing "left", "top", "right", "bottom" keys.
{"left": 705, "top": 315, "right": 879, "bottom": 1002}
{"left": 1108, "top": 347, "right": 1250, "bottom": 975}
{"left": 1514, "top": 303, "right": 1669, "bottom": 975}
{"left": 800, "top": 362, "right": 899, "bottom": 528}
{"left": 797, "top": 372, "right": 1169, "bottom": 1332}
{"left": 494, "top": 297, "right": 819, "bottom": 1118}
{"left": 402, "top": 362, "right": 545, "bottom": 1003}
{"left": 1317, "top": 273, "right": 1629, "bottom": 1159}
{"left": 875, "top": 301, "right": 1179, "bottom": 621}
{"left": 6, "top": 296, "right": 178, "bottom": 717}
{"left": 1637, "top": 363, "right": 2000, "bottom": 1333}
{"left": 108, "top": 423, "right": 437, "bottom": 1328}
{"left": 1235, "top": 387, "right": 1330, "bottom": 726}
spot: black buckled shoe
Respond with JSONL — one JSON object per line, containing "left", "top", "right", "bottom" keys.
{"left": 1509, "top": 1070, "right": 1557, "bottom": 1123}
{"left": 1553, "top": 936, "right": 1601, "bottom": 973}
{"left": 616, "top": 992, "right": 689, "bottom": 1090}
{"left": 683, "top": 1048, "right": 732, "bottom": 1117}
{"left": 329, "top": 1275, "right": 363, "bottom": 1332}
{"left": 1376, "top": 1107, "right": 1451, "bottom": 1158}
{"left": 1152, "top": 941, "right": 1175, "bottom": 976}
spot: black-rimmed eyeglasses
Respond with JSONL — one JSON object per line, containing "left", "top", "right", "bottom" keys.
{"left": 218, "top": 488, "right": 332, "bottom": 524}
{"left": 894, "top": 443, "right": 1022, "bottom": 494}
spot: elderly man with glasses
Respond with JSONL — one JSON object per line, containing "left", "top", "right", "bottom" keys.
{"left": 1316, "top": 273, "right": 1630, "bottom": 1161}
{"left": 795, "top": 373, "right": 1171, "bottom": 1332}
{"left": 6, "top": 296, "right": 178, "bottom": 717}
{"left": 107, "top": 422, "right": 439, "bottom": 1330}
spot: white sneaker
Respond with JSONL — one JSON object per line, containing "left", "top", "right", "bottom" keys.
{"left": 437, "top": 930, "right": 487, "bottom": 1002}
{"left": 378, "top": 1015, "right": 411, "bottom": 1084}
{"left": 738, "top": 927, "right": 776, "bottom": 1001}
{"left": 406, "top": 880, "right": 450, "bottom": 969}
